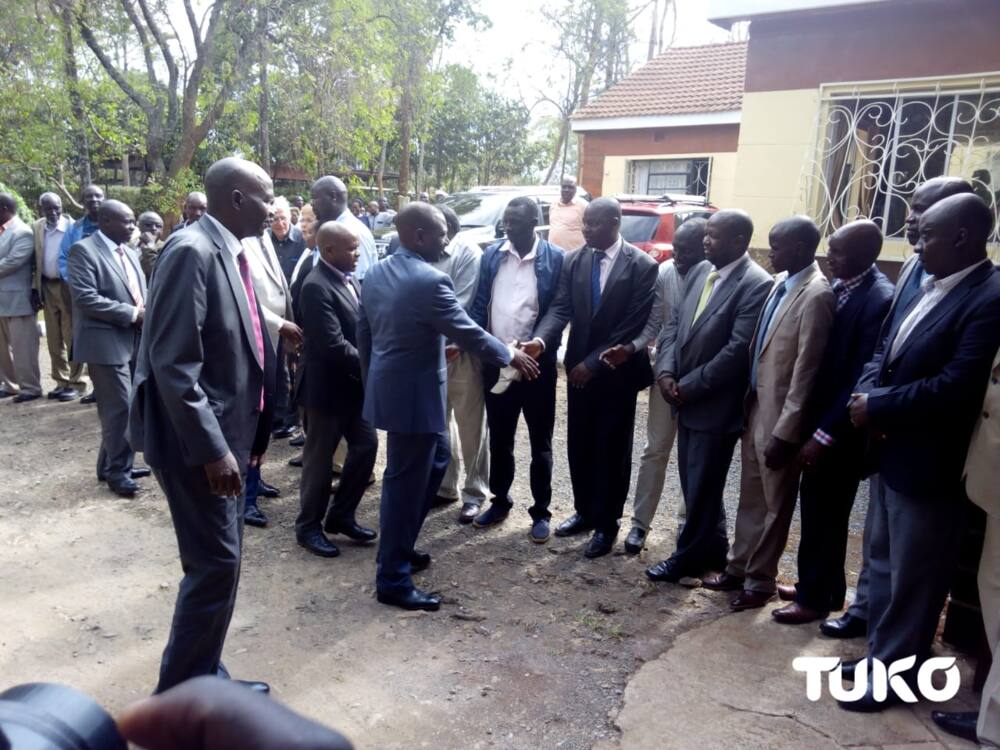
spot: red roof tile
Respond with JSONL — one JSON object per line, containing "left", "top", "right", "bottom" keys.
{"left": 572, "top": 41, "right": 747, "bottom": 120}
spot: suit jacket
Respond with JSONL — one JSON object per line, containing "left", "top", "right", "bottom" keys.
{"left": 0, "top": 217, "right": 35, "bottom": 317}
{"left": 533, "top": 240, "right": 658, "bottom": 390}
{"left": 358, "top": 247, "right": 511, "bottom": 434}
{"left": 295, "top": 261, "right": 364, "bottom": 416}
{"left": 808, "top": 267, "right": 894, "bottom": 445}
{"left": 243, "top": 233, "right": 293, "bottom": 353}
{"left": 66, "top": 232, "right": 146, "bottom": 365}
{"left": 861, "top": 261, "right": 1000, "bottom": 500}
{"left": 129, "top": 216, "right": 272, "bottom": 469}
{"left": 747, "top": 262, "right": 835, "bottom": 444}
{"left": 964, "top": 347, "right": 1000, "bottom": 514}
{"left": 655, "top": 254, "right": 773, "bottom": 434}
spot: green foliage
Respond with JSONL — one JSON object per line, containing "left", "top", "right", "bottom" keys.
{"left": 0, "top": 182, "right": 35, "bottom": 223}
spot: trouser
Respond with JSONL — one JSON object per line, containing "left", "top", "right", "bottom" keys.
{"left": 794, "top": 443, "right": 866, "bottom": 612}
{"left": 438, "top": 353, "right": 489, "bottom": 505}
{"left": 296, "top": 407, "right": 377, "bottom": 537}
{"left": 978, "top": 510, "right": 1000, "bottom": 747}
{"left": 244, "top": 389, "right": 274, "bottom": 513}
{"left": 631, "top": 384, "right": 679, "bottom": 532}
{"left": 89, "top": 362, "right": 134, "bottom": 484}
{"left": 41, "top": 278, "right": 85, "bottom": 390}
{"left": 668, "top": 425, "right": 738, "bottom": 572}
{"left": 482, "top": 359, "right": 556, "bottom": 521}
{"left": 0, "top": 313, "right": 41, "bottom": 395}
{"left": 272, "top": 342, "right": 297, "bottom": 430}
{"left": 376, "top": 431, "right": 449, "bottom": 596}
{"left": 846, "top": 478, "right": 877, "bottom": 620}
{"left": 154, "top": 459, "right": 247, "bottom": 693}
{"left": 865, "top": 476, "right": 966, "bottom": 683}
{"left": 566, "top": 378, "right": 639, "bottom": 534}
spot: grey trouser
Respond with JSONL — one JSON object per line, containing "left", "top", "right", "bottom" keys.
{"left": 0, "top": 314, "right": 41, "bottom": 395}
{"left": 41, "top": 278, "right": 85, "bottom": 390}
{"left": 846, "top": 478, "right": 876, "bottom": 620}
{"left": 979, "top": 510, "right": 1000, "bottom": 747}
{"left": 89, "top": 362, "right": 134, "bottom": 483}
{"left": 438, "top": 352, "right": 489, "bottom": 505}
{"left": 631, "top": 385, "right": 679, "bottom": 531}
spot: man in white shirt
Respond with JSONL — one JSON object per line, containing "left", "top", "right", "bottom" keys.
{"left": 310, "top": 176, "right": 378, "bottom": 281}
{"left": 547, "top": 176, "right": 587, "bottom": 251}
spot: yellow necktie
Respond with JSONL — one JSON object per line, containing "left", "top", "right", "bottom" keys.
{"left": 692, "top": 271, "right": 720, "bottom": 325}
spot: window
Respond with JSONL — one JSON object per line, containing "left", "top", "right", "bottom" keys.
{"left": 630, "top": 158, "right": 711, "bottom": 197}
{"left": 806, "top": 84, "right": 1000, "bottom": 243}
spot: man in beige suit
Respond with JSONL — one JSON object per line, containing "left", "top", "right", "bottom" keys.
{"left": 704, "top": 215, "right": 835, "bottom": 609}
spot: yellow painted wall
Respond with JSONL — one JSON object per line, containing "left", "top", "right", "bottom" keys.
{"left": 601, "top": 151, "right": 739, "bottom": 209}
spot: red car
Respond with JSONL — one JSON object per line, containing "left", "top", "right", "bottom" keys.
{"left": 618, "top": 194, "right": 717, "bottom": 263}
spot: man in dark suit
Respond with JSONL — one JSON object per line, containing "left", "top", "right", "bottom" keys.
{"left": 646, "top": 209, "right": 773, "bottom": 583}
{"left": 359, "top": 203, "right": 539, "bottom": 612}
{"left": 294, "top": 221, "right": 378, "bottom": 557}
{"left": 771, "top": 220, "right": 893, "bottom": 624}
{"left": 529, "top": 197, "right": 658, "bottom": 558}
{"left": 67, "top": 200, "right": 148, "bottom": 497}
{"left": 840, "top": 193, "right": 1000, "bottom": 712}
{"left": 129, "top": 157, "right": 274, "bottom": 694}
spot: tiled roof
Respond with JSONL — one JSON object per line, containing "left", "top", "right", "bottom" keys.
{"left": 572, "top": 41, "right": 747, "bottom": 120}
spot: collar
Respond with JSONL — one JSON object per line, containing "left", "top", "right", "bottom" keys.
{"left": 203, "top": 214, "right": 243, "bottom": 259}
{"left": 95, "top": 230, "right": 121, "bottom": 252}
{"left": 1, "top": 216, "right": 17, "bottom": 232}
{"left": 924, "top": 258, "right": 991, "bottom": 293}
{"left": 712, "top": 252, "right": 745, "bottom": 279}
{"left": 500, "top": 236, "right": 539, "bottom": 260}
{"left": 320, "top": 256, "right": 353, "bottom": 284}
{"left": 593, "top": 236, "right": 623, "bottom": 258}
{"left": 832, "top": 264, "right": 875, "bottom": 291}
{"left": 783, "top": 262, "right": 815, "bottom": 292}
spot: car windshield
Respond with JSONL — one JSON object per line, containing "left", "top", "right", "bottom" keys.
{"left": 438, "top": 192, "right": 512, "bottom": 229}
{"left": 621, "top": 214, "right": 660, "bottom": 243}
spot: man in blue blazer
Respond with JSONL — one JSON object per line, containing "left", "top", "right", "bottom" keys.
{"left": 358, "top": 202, "right": 540, "bottom": 611}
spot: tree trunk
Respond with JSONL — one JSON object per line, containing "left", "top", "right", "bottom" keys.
{"left": 376, "top": 138, "right": 387, "bottom": 197}
{"left": 543, "top": 119, "right": 568, "bottom": 185}
{"left": 122, "top": 153, "right": 130, "bottom": 187}
{"left": 59, "top": 5, "right": 92, "bottom": 186}
{"left": 397, "top": 58, "right": 417, "bottom": 203}
{"left": 257, "top": 5, "right": 271, "bottom": 175}
{"left": 647, "top": 0, "right": 659, "bottom": 61}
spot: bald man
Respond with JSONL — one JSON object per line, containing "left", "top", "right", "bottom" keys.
{"left": 134, "top": 211, "right": 165, "bottom": 278}
{"left": 130, "top": 157, "right": 274, "bottom": 694}
{"left": 310, "top": 176, "right": 378, "bottom": 280}
{"left": 294, "top": 221, "right": 378, "bottom": 558}
{"left": 772, "top": 220, "right": 893, "bottom": 625}
{"left": 170, "top": 191, "right": 208, "bottom": 234}
{"left": 837, "top": 193, "right": 1000, "bottom": 712}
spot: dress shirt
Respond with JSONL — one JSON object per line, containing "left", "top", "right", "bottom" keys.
{"left": 890, "top": 258, "right": 991, "bottom": 359}
{"left": 830, "top": 264, "right": 875, "bottom": 311}
{"left": 269, "top": 225, "right": 306, "bottom": 283}
{"left": 548, "top": 197, "right": 587, "bottom": 251}
{"left": 95, "top": 230, "right": 142, "bottom": 322}
{"left": 203, "top": 214, "right": 254, "bottom": 313}
{"left": 336, "top": 209, "right": 378, "bottom": 280}
{"left": 373, "top": 210, "right": 396, "bottom": 231}
{"left": 704, "top": 254, "right": 743, "bottom": 307}
{"left": 42, "top": 215, "right": 71, "bottom": 280}
{"left": 750, "top": 264, "right": 813, "bottom": 390}
{"left": 490, "top": 238, "right": 540, "bottom": 345}
{"left": 0, "top": 217, "right": 15, "bottom": 235}
{"left": 596, "top": 236, "right": 623, "bottom": 293}
{"left": 58, "top": 214, "right": 99, "bottom": 281}
{"left": 319, "top": 257, "right": 359, "bottom": 305}
{"left": 431, "top": 234, "right": 482, "bottom": 312}
{"left": 631, "top": 259, "right": 682, "bottom": 352}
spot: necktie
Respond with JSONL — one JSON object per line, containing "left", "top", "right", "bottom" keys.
{"left": 115, "top": 246, "right": 143, "bottom": 306}
{"left": 751, "top": 282, "right": 788, "bottom": 388}
{"left": 237, "top": 251, "right": 266, "bottom": 412}
{"left": 691, "top": 270, "right": 720, "bottom": 325}
{"left": 591, "top": 250, "right": 605, "bottom": 311}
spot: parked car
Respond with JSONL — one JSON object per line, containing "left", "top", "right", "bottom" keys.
{"left": 617, "top": 194, "right": 717, "bottom": 263}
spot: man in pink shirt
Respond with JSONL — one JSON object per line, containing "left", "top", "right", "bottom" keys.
{"left": 547, "top": 176, "right": 587, "bottom": 251}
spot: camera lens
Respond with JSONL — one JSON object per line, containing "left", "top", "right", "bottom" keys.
{"left": 0, "top": 683, "right": 125, "bottom": 750}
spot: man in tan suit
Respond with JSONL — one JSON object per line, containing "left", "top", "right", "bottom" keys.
{"left": 704, "top": 215, "right": 835, "bottom": 609}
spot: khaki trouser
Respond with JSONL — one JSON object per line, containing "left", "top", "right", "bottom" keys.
{"left": 42, "top": 277, "right": 86, "bottom": 391}
{"left": 438, "top": 352, "right": 489, "bottom": 505}
{"left": 979, "top": 511, "right": 1000, "bottom": 747}
{"left": 0, "top": 314, "right": 41, "bottom": 395}
{"left": 631, "top": 384, "right": 681, "bottom": 531}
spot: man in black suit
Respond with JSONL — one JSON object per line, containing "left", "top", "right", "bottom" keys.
{"left": 129, "top": 157, "right": 274, "bottom": 694}
{"left": 840, "top": 193, "right": 1000, "bottom": 712}
{"left": 528, "top": 197, "right": 658, "bottom": 558}
{"left": 294, "top": 221, "right": 378, "bottom": 558}
{"left": 646, "top": 209, "right": 772, "bottom": 583}
{"left": 772, "top": 220, "right": 893, "bottom": 625}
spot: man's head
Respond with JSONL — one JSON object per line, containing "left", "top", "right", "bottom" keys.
{"left": 290, "top": 205, "right": 300, "bottom": 225}
{"left": 395, "top": 202, "right": 448, "bottom": 262}
{"left": 367, "top": 201, "right": 379, "bottom": 216}
{"left": 310, "top": 176, "right": 349, "bottom": 223}
{"left": 137, "top": 211, "right": 164, "bottom": 239}
{"left": 560, "top": 176, "right": 578, "bottom": 205}
{"left": 0, "top": 193, "right": 18, "bottom": 223}
{"left": 768, "top": 215, "right": 821, "bottom": 275}
{"left": 905, "top": 177, "right": 974, "bottom": 247}
{"left": 316, "top": 221, "right": 360, "bottom": 274}
{"left": 293, "top": 195, "right": 304, "bottom": 209}
{"left": 38, "top": 192, "right": 63, "bottom": 226}
{"left": 439, "top": 204, "right": 461, "bottom": 241}
{"left": 418, "top": 191, "right": 430, "bottom": 203}
{"left": 703, "top": 209, "right": 753, "bottom": 268}
{"left": 351, "top": 198, "right": 364, "bottom": 215}
{"left": 916, "top": 193, "right": 992, "bottom": 278}
{"left": 97, "top": 199, "right": 136, "bottom": 245}
{"left": 378, "top": 197, "right": 389, "bottom": 211}
{"left": 82, "top": 184, "right": 104, "bottom": 220}
{"left": 203, "top": 157, "right": 274, "bottom": 240}
{"left": 672, "top": 218, "right": 707, "bottom": 276}
{"left": 582, "top": 197, "right": 621, "bottom": 251}
{"left": 502, "top": 196, "right": 538, "bottom": 251}
{"left": 183, "top": 191, "right": 208, "bottom": 225}
{"left": 826, "top": 220, "right": 882, "bottom": 280}
{"left": 271, "top": 196, "right": 292, "bottom": 241}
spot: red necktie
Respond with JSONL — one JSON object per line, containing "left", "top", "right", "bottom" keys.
{"left": 237, "top": 251, "right": 266, "bottom": 411}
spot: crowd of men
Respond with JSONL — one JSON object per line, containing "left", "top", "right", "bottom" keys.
{"left": 0, "top": 159, "right": 997, "bottom": 744}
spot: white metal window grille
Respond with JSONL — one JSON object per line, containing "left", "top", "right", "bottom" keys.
{"left": 630, "top": 158, "right": 711, "bottom": 196}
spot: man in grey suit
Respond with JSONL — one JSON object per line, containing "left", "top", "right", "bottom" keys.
{"left": 359, "top": 202, "right": 539, "bottom": 612}
{"left": 67, "top": 200, "right": 147, "bottom": 496}
{"left": 0, "top": 194, "right": 41, "bottom": 402}
{"left": 129, "top": 157, "right": 274, "bottom": 694}
{"left": 646, "top": 209, "right": 773, "bottom": 583}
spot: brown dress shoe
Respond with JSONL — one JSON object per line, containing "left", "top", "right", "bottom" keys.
{"left": 776, "top": 583, "right": 797, "bottom": 601}
{"left": 702, "top": 572, "right": 745, "bottom": 591}
{"left": 730, "top": 589, "right": 776, "bottom": 611}
{"left": 772, "top": 601, "right": 828, "bottom": 624}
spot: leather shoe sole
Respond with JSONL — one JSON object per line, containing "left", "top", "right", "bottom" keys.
{"left": 458, "top": 503, "right": 480, "bottom": 524}
{"left": 297, "top": 535, "right": 339, "bottom": 558}
{"left": 235, "top": 679, "right": 270, "bottom": 695}
{"left": 645, "top": 559, "right": 688, "bottom": 583}
{"left": 12, "top": 393, "right": 41, "bottom": 403}
{"left": 702, "top": 572, "right": 745, "bottom": 591}
{"left": 930, "top": 710, "right": 979, "bottom": 743}
{"left": 108, "top": 480, "right": 138, "bottom": 498}
{"left": 776, "top": 583, "right": 796, "bottom": 601}
{"left": 131, "top": 467, "right": 152, "bottom": 479}
{"left": 324, "top": 520, "right": 377, "bottom": 543}
{"left": 772, "top": 602, "right": 828, "bottom": 625}
{"left": 820, "top": 614, "right": 868, "bottom": 639}
{"left": 244, "top": 508, "right": 268, "bottom": 528}
{"left": 554, "top": 514, "right": 594, "bottom": 537}
{"left": 376, "top": 588, "right": 441, "bottom": 612}
{"left": 730, "top": 590, "right": 776, "bottom": 610}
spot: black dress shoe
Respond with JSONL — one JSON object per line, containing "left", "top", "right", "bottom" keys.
{"left": 271, "top": 425, "right": 296, "bottom": 440}
{"left": 377, "top": 587, "right": 441, "bottom": 612}
{"left": 931, "top": 710, "right": 979, "bottom": 743}
{"left": 554, "top": 513, "right": 594, "bottom": 537}
{"left": 108, "top": 478, "right": 138, "bottom": 497}
{"left": 820, "top": 613, "right": 868, "bottom": 639}
{"left": 458, "top": 502, "right": 480, "bottom": 524}
{"left": 56, "top": 388, "right": 80, "bottom": 402}
{"left": 258, "top": 479, "right": 280, "bottom": 498}
{"left": 288, "top": 454, "right": 303, "bottom": 467}
{"left": 244, "top": 504, "right": 268, "bottom": 528}
{"left": 430, "top": 494, "right": 457, "bottom": 509}
{"left": 48, "top": 388, "right": 67, "bottom": 399}
{"left": 837, "top": 684, "right": 902, "bottom": 713}
{"left": 584, "top": 530, "right": 616, "bottom": 559}
{"left": 130, "top": 466, "right": 152, "bottom": 479}
{"left": 645, "top": 558, "right": 689, "bottom": 583}
{"left": 624, "top": 527, "right": 646, "bottom": 554}
{"left": 0, "top": 389, "right": 16, "bottom": 398}
{"left": 324, "top": 518, "right": 377, "bottom": 542}
{"left": 80, "top": 393, "right": 96, "bottom": 404}
{"left": 297, "top": 531, "right": 339, "bottom": 557}
{"left": 12, "top": 392, "right": 41, "bottom": 403}
{"left": 410, "top": 550, "right": 431, "bottom": 572}
{"left": 289, "top": 433, "right": 305, "bottom": 447}
{"left": 235, "top": 680, "right": 271, "bottom": 695}
{"left": 839, "top": 657, "right": 862, "bottom": 682}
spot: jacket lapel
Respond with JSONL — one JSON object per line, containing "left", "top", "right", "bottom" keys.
{"left": 594, "top": 243, "right": 630, "bottom": 318}
{"left": 203, "top": 219, "right": 263, "bottom": 370}
{"left": 95, "top": 235, "right": 131, "bottom": 292}
{"left": 760, "top": 263, "right": 820, "bottom": 354}
{"left": 688, "top": 255, "right": 749, "bottom": 339}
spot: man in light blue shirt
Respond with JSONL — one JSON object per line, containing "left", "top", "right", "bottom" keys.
{"left": 310, "top": 175, "right": 378, "bottom": 280}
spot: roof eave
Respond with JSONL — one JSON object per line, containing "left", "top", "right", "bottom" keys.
{"left": 571, "top": 111, "right": 741, "bottom": 133}
{"left": 708, "top": 0, "right": 891, "bottom": 28}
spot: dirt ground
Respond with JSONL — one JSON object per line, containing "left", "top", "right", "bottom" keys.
{"left": 1, "top": 352, "right": 878, "bottom": 750}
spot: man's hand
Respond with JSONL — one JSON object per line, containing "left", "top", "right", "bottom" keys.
{"left": 568, "top": 362, "right": 594, "bottom": 388}
{"left": 204, "top": 452, "right": 242, "bottom": 496}
{"left": 139, "top": 231, "right": 156, "bottom": 249}
{"left": 135, "top": 306, "right": 145, "bottom": 325}
{"left": 445, "top": 344, "right": 461, "bottom": 363}
{"left": 278, "top": 320, "right": 303, "bottom": 349}
{"left": 797, "top": 437, "right": 827, "bottom": 469}
{"left": 599, "top": 343, "right": 634, "bottom": 370}
{"left": 764, "top": 436, "right": 798, "bottom": 470}
{"left": 848, "top": 393, "right": 869, "bottom": 428}
{"left": 657, "top": 375, "right": 681, "bottom": 406}
{"left": 509, "top": 348, "right": 540, "bottom": 380}
{"left": 518, "top": 338, "right": 544, "bottom": 360}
